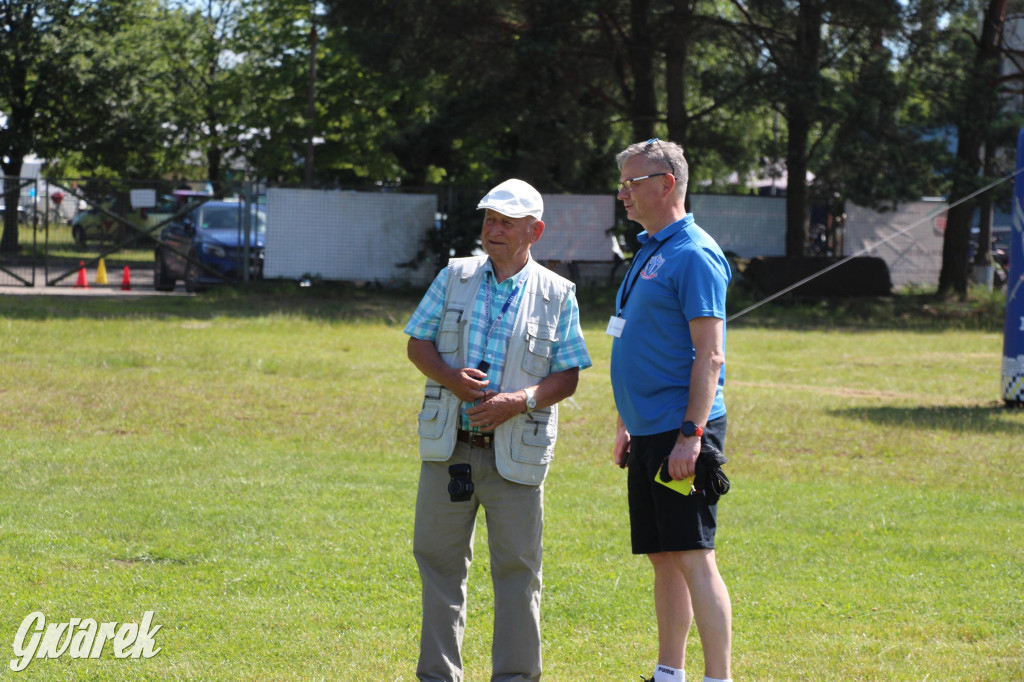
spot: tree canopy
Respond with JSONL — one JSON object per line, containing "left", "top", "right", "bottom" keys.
{"left": 2, "top": 0, "right": 1021, "bottom": 297}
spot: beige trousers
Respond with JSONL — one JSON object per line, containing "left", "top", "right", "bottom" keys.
{"left": 414, "top": 440, "right": 544, "bottom": 682}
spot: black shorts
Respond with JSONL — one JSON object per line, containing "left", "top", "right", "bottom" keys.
{"left": 627, "top": 415, "right": 727, "bottom": 555}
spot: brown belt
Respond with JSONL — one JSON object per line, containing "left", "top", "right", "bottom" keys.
{"left": 456, "top": 429, "right": 495, "bottom": 448}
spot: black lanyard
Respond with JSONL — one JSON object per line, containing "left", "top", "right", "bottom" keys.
{"left": 616, "top": 233, "right": 673, "bottom": 316}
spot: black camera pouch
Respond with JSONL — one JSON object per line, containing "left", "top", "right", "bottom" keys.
{"left": 694, "top": 440, "right": 730, "bottom": 505}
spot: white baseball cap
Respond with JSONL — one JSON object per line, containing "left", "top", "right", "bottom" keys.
{"left": 477, "top": 179, "right": 544, "bottom": 220}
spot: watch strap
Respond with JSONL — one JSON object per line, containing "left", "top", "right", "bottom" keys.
{"left": 681, "top": 420, "right": 704, "bottom": 438}
{"left": 523, "top": 387, "right": 537, "bottom": 413}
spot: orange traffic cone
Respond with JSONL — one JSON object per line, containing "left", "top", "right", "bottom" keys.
{"left": 74, "top": 261, "right": 89, "bottom": 288}
{"left": 120, "top": 266, "right": 131, "bottom": 291}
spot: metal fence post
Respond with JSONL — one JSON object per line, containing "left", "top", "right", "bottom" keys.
{"left": 242, "top": 181, "right": 253, "bottom": 284}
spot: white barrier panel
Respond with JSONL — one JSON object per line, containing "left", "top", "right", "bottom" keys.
{"left": 264, "top": 188, "right": 437, "bottom": 286}
{"left": 531, "top": 194, "right": 617, "bottom": 262}
{"left": 844, "top": 200, "right": 946, "bottom": 290}
{"left": 690, "top": 194, "right": 787, "bottom": 258}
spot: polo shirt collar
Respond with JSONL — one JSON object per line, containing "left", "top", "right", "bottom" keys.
{"left": 636, "top": 213, "right": 694, "bottom": 246}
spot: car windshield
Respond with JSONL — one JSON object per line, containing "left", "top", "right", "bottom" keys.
{"left": 196, "top": 204, "right": 266, "bottom": 234}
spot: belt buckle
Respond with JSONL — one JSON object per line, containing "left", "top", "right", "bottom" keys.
{"left": 459, "top": 429, "right": 494, "bottom": 448}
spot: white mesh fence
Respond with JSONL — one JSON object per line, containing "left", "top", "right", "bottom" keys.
{"left": 690, "top": 194, "right": 787, "bottom": 258}
{"left": 844, "top": 200, "right": 948, "bottom": 290}
{"left": 263, "top": 188, "right": 438, "bottom": 286}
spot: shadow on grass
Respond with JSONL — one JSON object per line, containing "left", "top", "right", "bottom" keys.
{"left": 0, "top": 280, "right": 1010, "bottom": 332}
{"left": 0, "top": 281, "right": 428, "bottom": 323}
{"left": 831, "top": 403, "right": 1024, "bottom": 434}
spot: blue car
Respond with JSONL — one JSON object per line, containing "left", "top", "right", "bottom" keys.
{"left": 154, "top": 200, "right": 266, "bottom": 292}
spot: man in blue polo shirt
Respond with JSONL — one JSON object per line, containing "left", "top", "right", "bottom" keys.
{"left": 608, "top": 139, "right": 732, "bottom": 682}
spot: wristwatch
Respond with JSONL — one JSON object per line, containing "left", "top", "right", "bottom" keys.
{"left": 523, "top": 387, "right": 538, "bottom": 413}
{"left": 681, "top": 421, "right": 704, "bottom": 438}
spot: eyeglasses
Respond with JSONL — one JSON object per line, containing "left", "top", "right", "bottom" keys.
{"left": 618, "top": 173, "right": 669, "bottom": 192}
{"left": 645, "top": 138, "right": 677, "bottom": 176}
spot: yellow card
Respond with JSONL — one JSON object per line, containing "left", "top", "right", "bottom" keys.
{"left": 656, "top": 462, "right": 694, "bottom": 496}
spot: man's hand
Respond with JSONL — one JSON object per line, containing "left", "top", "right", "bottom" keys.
{"left": 614, "top": 418, "right": 631, "bottom": 468}
{"left": 667, "top": 437, "right": 701, "bottom": 480}
{"left": 408, "top": 338, "right": 493, "bottom": 403}
{"left": 447, "top": 366, "right": 492, "bottom": 403}
{"left": 466, "top": 390, "right": 526, "bottom": 430}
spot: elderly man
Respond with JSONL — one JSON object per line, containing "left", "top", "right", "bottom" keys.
{"left": 609, "top": 140, "right": 733, "bottom": 682}
{"left": 404, "top": 178, "right": 591, "bottom": 682}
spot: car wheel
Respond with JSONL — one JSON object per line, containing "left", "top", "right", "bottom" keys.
{"left": 153, "top": 251, "right": 175, "bottom": 292}
{"left": 184, "top": 258, "right": 206, "bottom": 293}
{"left": 72, "top": 225, "right": 86, "bottom": 247}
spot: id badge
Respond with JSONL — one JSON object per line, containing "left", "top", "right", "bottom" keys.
{"left": 606, "top": 315, "right": 626, "bottom": 338}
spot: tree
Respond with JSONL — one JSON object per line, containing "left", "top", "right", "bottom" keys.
{"left": 155, "top": 0, "right": 259, "bottom": 192}
{"left": 818, "top": 26, "right": 949, "bottom": 210}
{"left": 1, "top": 1, "right": 83, "bottom": 252}
{"left": 936, "top": 0, "right": 1010, "bottom": 297}
{"left": 327, "top": 0, "right": 769, "bottom": 191}
{"left": 325, "top": 0, "right": 616, "bottom": 189}
{"left": 49, "top": 0, "right": 194, "bottom": 179}
{"left": 2, "top": 1, "right": 190, "bottom": 252}
{"left": 730, "top": 0, "right": 906, "bottom": 256}
{"left": 596, "top": 0, "right": 771, "bottom": 186}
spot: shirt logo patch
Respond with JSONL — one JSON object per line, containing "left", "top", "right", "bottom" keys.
{"left": 640, "top": 254, "right": 665, "bottom": 280}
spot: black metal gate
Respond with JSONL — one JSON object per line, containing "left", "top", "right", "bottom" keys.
{"left": 1, "top": 177, "right": 264, "bottom": 291}
{"left": 0, "top": 177, "right": 48, "bottom": 287}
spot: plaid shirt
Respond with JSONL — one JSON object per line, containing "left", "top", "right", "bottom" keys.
{"left": 405, "top": 258, "right": 591, "bottom": 430}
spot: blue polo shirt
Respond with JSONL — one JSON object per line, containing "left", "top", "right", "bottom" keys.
{"left": 610, "top": 214, "right": 730, "bottom": 436}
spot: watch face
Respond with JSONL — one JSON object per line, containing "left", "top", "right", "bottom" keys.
{"left": 527, "top": 397, "right": 537, "bottom": 410}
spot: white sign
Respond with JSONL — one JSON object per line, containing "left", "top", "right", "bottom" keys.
{"left": 129, "top": 189, "right": 157, "bottom": 210}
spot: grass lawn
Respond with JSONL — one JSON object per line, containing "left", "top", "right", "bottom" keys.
{"left": 0, "top": 284, "right": 1021, "bottom": 680}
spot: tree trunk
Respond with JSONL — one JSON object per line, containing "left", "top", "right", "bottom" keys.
{"left": 783, "top": 0, "right": 823, "bottom": 257}
{"left": 1, "top": 159, "right": 26, "bottom": 254}
{"left": 665, "top": 0, "right": 691, "bottom": 146}
{"left": 629, "top": 0, "right": 657, "bottom": 141}
{"left": 208, "top": 146, "right": 224, "bottom": 197}
{"left": 785, "top": 109, "right": 811, "bottom": 256}
{"left": 937, "top": 0, "right": 1006, "bottom": 297}
{"left": 973, "top": 140, "right": 996, "bottom": 274}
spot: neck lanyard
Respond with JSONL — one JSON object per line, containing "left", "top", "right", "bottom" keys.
{"left": 484, "top": 272, "right": 522, "bottom": 341}
{"left": 616, "top": 233, "right": 673, "bottom": 316}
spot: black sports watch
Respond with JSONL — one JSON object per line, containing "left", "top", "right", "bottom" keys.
{"left": 681, "top": 421, "right": 704, "bottom": 438}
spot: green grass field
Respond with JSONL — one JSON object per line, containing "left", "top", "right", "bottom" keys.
{"left": 0, "top": 285, "right": 1021, "bottom": 681}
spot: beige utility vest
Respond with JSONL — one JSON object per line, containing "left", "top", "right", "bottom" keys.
{"left": 416, "top": 256, "right": 574, "bottom": 485}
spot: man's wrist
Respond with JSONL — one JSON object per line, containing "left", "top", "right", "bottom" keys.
{"left": 681, "top": 420, "right": 704, "bottom": 438}
{"left": 522, "top": 386, "right": 537, "bottom": 413}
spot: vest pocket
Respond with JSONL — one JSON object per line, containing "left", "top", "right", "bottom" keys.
{"left": 512, "top": 410, "right": 556, "bottom": 465}
{"left": 436, "top": 308, "right": 463, "bottom": 354}
{"left": 417, "top": 382, "right": 449, "bottom": 440}
{"left": 522, "top": 322, "right": 556, "bottom": 377}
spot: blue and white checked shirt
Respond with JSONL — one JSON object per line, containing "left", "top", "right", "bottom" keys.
{"left": 405, "top": 258, "right": 591, "bottom": 430}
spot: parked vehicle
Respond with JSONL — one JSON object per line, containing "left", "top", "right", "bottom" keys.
{"left": 71, "top": 196, "right": 177, "bottom": 246}
{"left": 153, "top": 200, "right": 266, "bottom": 292}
